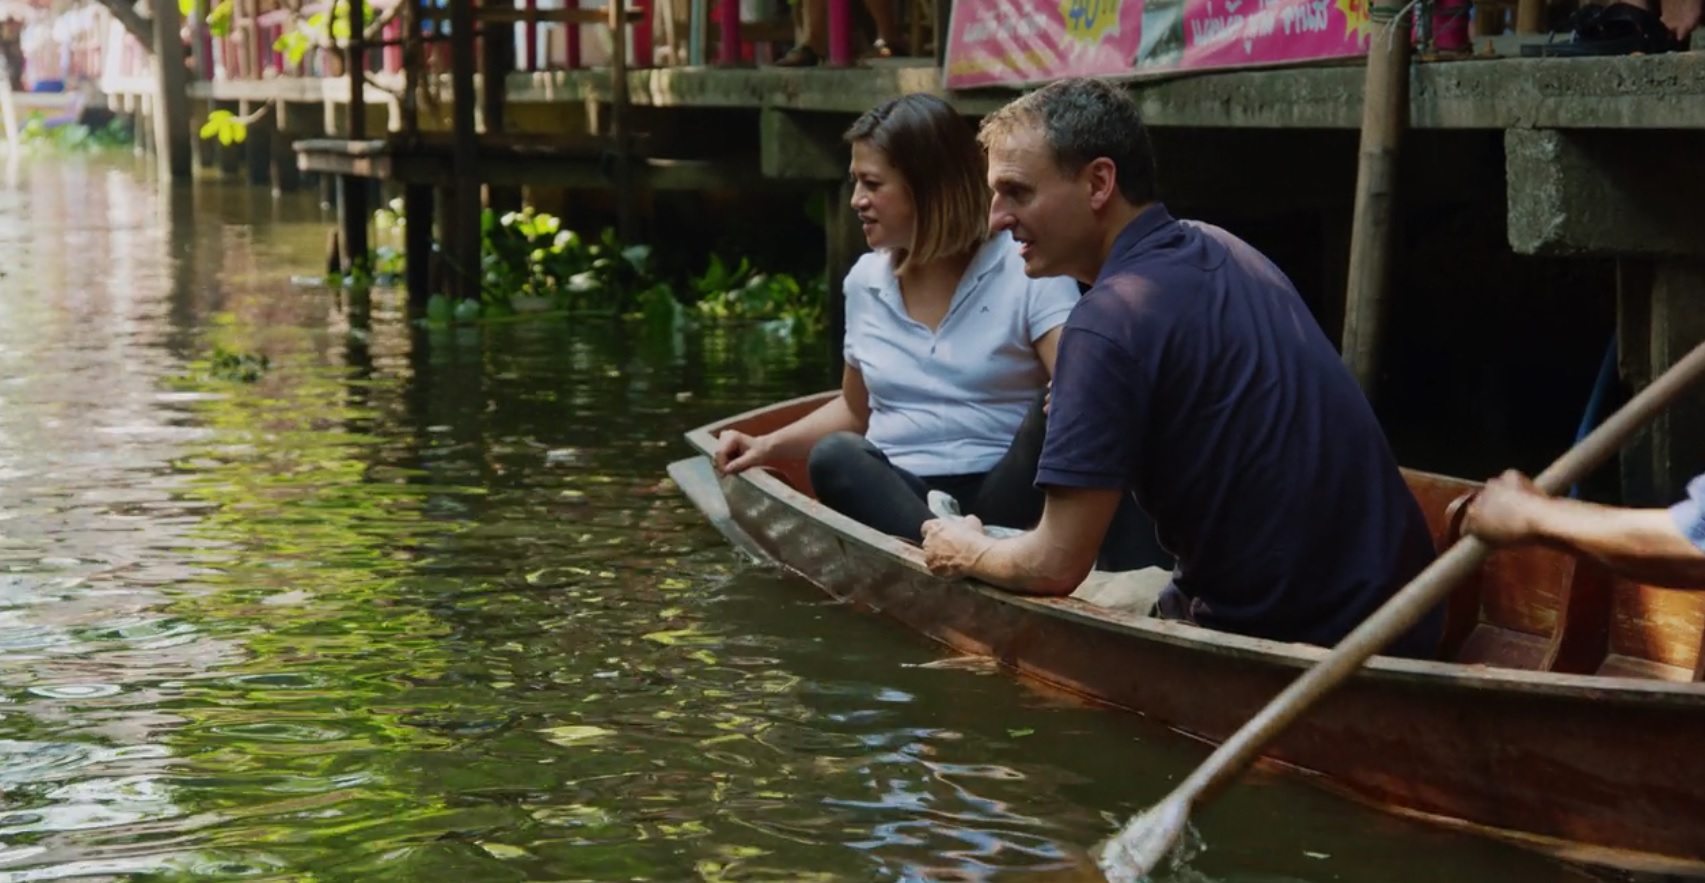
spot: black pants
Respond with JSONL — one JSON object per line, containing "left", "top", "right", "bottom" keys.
{"left": 807, "top": 394, "right": 1170, "bottom": 572}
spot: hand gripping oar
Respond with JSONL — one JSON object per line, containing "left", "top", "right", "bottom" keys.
{"left": 1094, "top": 339, "right": 1705, "bottom": 882}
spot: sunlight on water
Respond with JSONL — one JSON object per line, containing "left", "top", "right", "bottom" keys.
{"left": 0, "top": 154, "right": 1604, "bottom": 883}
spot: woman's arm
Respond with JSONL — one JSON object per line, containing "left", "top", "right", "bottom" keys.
{"left": 1034, "top": 326, "right": 1063, "bottom": 380}
{"left": 714, "top": 365, "right": 870, "bottom": 473}
{"left": 762, "top": 365, "right": 871, "bottom": 458}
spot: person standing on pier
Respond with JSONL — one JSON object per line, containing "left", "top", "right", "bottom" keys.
{"left": 920, "top": 77, "right": 1444, "bottom": 659}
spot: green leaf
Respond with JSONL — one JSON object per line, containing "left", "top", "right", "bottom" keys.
{"left": 541, "top": 724, "right": 613, "bottom": 747}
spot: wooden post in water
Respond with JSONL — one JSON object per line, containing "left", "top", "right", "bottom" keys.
{"left": 339, "top": 0, "right": 371, "bottom": 273}
{"left": 244, "top": 101, "right": 275, "bottom": 187}
{"left": 449, "top": 0, "right": 482, "bottom": 301}
{"left": 1340, "top": 3, "right": 1411, "bottom": 402}
{"left": 152, "top": 0, "right": 194, "bottom": 181}
{"left": 609, "top": 0, "right": 637, "bottom": 241}
{"left": 0, "top": 59, "right": 19, "bottom": 154}
{"left": 404, "top": 183, "right": 435, "bottom": 307}
{"left": 482, "top": 4, "right": 521, "bottom": 214}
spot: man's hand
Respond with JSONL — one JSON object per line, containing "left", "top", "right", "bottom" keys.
{"left": 1463, "top": 469, "right": 1549, "bottom": 547}
{"left": 713, "top": 430, "right": 772, "bottom": 475}
{"left": 921, "top": 515, "right": 995, "bottom": 579}
{"left": 1043, "top": 382, "right": 1051, "bottom": 416}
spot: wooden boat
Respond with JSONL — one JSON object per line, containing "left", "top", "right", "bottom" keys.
{"left": 674, "top": 391, "right": 1705, "bottom": 878}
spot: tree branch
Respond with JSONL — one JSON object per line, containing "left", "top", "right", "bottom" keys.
{"left": 90, "top": 0, "right": 155, "bottom": 53}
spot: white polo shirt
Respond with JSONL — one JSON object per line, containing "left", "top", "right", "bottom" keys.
{"left": 842, "top": 231, "right": 1081, "bottom": 477}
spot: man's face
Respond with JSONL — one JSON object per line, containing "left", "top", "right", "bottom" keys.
{"left": 986, "top": 126, "right": 1095, "bottom": 281}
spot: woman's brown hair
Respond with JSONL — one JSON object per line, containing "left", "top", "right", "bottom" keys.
{"left": 844, "top": 93, "right": 989, "bottom": 274}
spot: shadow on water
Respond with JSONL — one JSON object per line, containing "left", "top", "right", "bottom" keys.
{"left": 0, "top": 152, "right": 1608, "bottom": 882}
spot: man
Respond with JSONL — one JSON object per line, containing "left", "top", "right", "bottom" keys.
{"left": 1463, "top": 470, "right": 1705, "bottom": 588}
{"left": 920, "top": 77, "right": 1444, "bottom": 659}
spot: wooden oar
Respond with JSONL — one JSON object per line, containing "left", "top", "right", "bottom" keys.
{"left": 667, "top": 455, "right": 772, "bottom": 563}
{"left": 1094, "top": 339, "right": 1705, "bottom": 883}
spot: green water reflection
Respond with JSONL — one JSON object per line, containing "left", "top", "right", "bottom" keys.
{"left": 0, "top": 154, "right": 1599, "bottom": 883}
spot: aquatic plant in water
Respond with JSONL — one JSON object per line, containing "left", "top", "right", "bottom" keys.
{"left": 361, "top": 202, "right": 826, "bottom": 336}
{"left": 14, "top": 114, "right": 134, "bottom": 153}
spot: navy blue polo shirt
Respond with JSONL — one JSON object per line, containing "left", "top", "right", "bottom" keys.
{"left": 1037, "top": 205, "right": 1443, "bottom": 658}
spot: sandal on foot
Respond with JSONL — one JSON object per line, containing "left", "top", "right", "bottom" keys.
{"left": 864, "top": 37, "right": 909, "bottom": 58}
{"left": 773, "top": 44, "right": 820, "bottom": 66}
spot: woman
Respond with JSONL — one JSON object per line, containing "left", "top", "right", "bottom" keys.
{"left": 713, "top": 93, "right": 1155, "bottom": 561}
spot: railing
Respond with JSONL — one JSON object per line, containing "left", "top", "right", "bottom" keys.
{"left": 75, "top": 0, "right": 936, "bottom": 86}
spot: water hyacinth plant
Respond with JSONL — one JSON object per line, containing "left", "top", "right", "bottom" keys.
{"left": 362, "top": 201, "right": 826, "bottom": 336}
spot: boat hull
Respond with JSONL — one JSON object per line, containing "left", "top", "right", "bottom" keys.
{"left": 681, "top": 394, "right": 1705, "bottom": 876}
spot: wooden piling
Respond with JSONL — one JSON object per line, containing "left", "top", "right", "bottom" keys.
{"left": 269, "top": 122, "right": 300, "bottom": 194}
{"left": 405, "top": 183, "right": 435, "bottom": 307}
{"left": 482, "top": 5, "right": 522, "bottom": 213}
{"left": 449, "top": 0, "right": 482, "bottom": 301}
{"left": 244, "top": 101, "right": 274, "bottom": 187}
{"left": 218, "top": 103, "right": 242, "bottom": 176}
{"left": 339, "top": 0, "right": 370, "bottom": 272}
{"left": 0, "top": 59, "right": 18, "bottom": 154}
{"left": 1340, "top": 4, "right": 1411, "bottom": 402}
{"left": 1618, "top": 258, "right": 1705, "bottom": 506}
{"left": 152, "top": 0, "right": 194, "bottom": 181}
{"left": 610, "top": 0, "right": 637, "bottom": 241}
{"left": 1516, "top": 0, "right": 1544, "bottom": 31}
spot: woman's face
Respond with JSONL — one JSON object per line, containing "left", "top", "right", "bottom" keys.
{"left": 848, "top": 140, "right": 915, "bottom": 254}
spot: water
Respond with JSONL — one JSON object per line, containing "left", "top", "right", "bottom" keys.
{"left": 0, "top": 153, "right": 1603, "bottom": 882}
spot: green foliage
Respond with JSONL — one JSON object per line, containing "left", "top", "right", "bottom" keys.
{"left": 272, "top": 0, "right": 372, "bottom": 65}
{"left": 181, "top": 344, "right": 271, "bottom": 383}
{"left": 365, "top": 204, "right": 824, "bottom": 337}
{"left": 198, "top": 109, "right": 248, "bottom": 146}
{"left": 181, "top": 0, "right": 234, "bottom": 36}
{"left": 15, "top": 114, "right": 133, "bottom": 153}
{"left": 687, "top": 254, "right": 827, "bottom": 340}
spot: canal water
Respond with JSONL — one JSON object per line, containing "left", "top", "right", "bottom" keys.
{"left": 0, "top": 153, "right": 1599, "bottom": 882}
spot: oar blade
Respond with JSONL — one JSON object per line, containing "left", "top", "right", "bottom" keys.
{"left": 1095, "top": 794, "right": 1192, "bottom": 883}
{"left": 667, "top": 456, "right": 771, "bottom": 563}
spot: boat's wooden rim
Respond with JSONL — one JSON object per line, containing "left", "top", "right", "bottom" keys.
{"left": 685, "top": 391, "right": 1705, "bottom": 705}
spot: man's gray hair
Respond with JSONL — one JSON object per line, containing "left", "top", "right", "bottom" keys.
{"left": 977, "top": 77, "right": 1158, "bottom": 205}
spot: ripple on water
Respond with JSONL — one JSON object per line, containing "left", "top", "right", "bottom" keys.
{"left": 0, "top": 159, "right": 1594, "bottom": 883}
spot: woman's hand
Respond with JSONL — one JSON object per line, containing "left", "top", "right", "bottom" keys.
{"left": 713, "top": 430, "right": 773, "bottom": 475}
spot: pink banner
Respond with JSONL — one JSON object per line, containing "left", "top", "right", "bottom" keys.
{"left": 943, "top": 0, "right": 1373, "bottom": 89}
{"left": 1179, "top": 0, "right": 1370, "bottom": 70}
{"left": 944, "top": 0, "right": 1146, "bottom": 90}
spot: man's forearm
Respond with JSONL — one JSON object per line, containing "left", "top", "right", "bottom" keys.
{"left": 1529, "top": 502, "right": 1705, "bottom": 589}
{"left": 959, "top": 531, "right": 1091, "bottom": 595}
